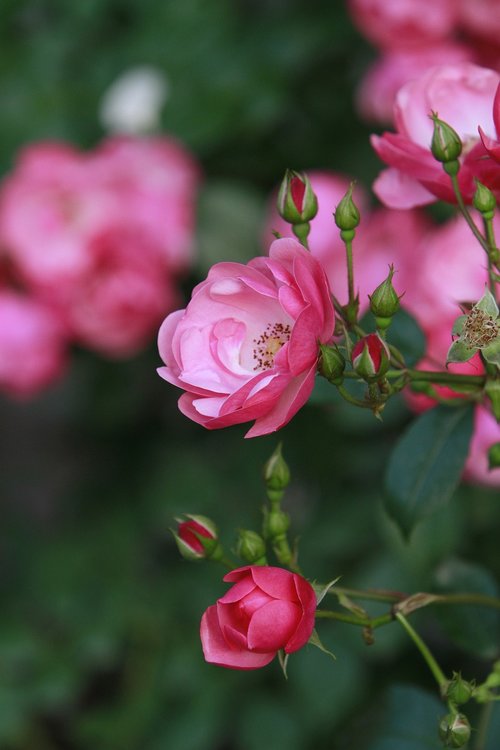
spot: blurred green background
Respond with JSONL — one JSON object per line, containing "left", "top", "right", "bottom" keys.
{"left": 1, "top": 2, "right": 499, "bottom": 748}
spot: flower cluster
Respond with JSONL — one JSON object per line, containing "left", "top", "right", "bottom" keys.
{"left": 0, "top": 135, "right": 199, "bottom": 398}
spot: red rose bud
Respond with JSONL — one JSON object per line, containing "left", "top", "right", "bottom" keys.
{"left": 430, "top": 112, "right": 462, "bottom": 175}
{"left": 352, "top": 334, "right": 390, "bottom": 381}
{"left": 369, "top": 265, "right": 401, "bottom": 327}
{"left": 173, "top": 514, "right": 219, "bottom": 560}
{"left": 277, "top": 169, "right": 318, "bottom": 225}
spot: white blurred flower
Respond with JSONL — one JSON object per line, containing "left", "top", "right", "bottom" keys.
{"left": 99, "top": 66, "right": 169, "bottom": 135}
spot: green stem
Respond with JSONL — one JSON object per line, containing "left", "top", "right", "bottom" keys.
{"left": 395, "top": 612, "right": 447, "bottom": 690}
{"left": 316, "top": 610, "right": 393, "bottom": 629}
{"left": 475, "top": 702, "right": 494, "bottom": 750}
{"left": 325, "top": 586, "right": 500, "bottom": 611}
{"left": 344, "top": 236, "right": 355, "bottom": 311}
{"left": 450, "top": 173, "right": 491, "bottom": 255}
{"left": 336, "top": 383, "right": 372, "bottom": 408}
{"left": 483, "top": 216, "right": 499, "bottom": 302}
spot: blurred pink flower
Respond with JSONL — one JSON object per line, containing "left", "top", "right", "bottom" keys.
{"left": 0, "top": 290, "right": 67, "bottom": 397}
{"left": 158, "top": 238, "right": 334, "bottom": 437}
{"left": 348, "top": 0, "right": 457, "bottom": 51}
{"left": 200, "top": 566, "right": 316, "bottom": 670}
{"left": 356, "top": 44, "right": 473, "bottom": 125}
{"left": 371, "top": 63, "right": 500, "bottom": 208}
{"left": 459, "top": 0, "right": 500, "bottom": 44}
{"left": 60, "top": 227, "right": 173, "bottom": 358}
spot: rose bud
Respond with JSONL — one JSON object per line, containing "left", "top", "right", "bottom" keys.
{"left": 473, "top": 180, "right": 497, "bottom": 219}
{"left": 173, "top": 514, "right": 219, "bottom": 561}
{"left": 334, "top": 182, "right": 360, "bottom": 235}
{"left": 438, "top": 712, "right": 471, "bottom": 748}
{"left": 352, "top": 333, "right": 390, "bottom": 381}
{"left": 319, "top": 343, "right": 346, "bottom": 384}
{"left": 430, "top": 112, "right": 462, "bottom": 171}
{"left": 445, "top": 673, "right": 474, "bottom": 706}
{"left": 369, "top": 264, "right": 401, "bottom": 328}
{"left": 277, "top": 169, "right": 318, "bottom": 225}
{"left": 263, "top": 443, "right": 290, "bottom": 498}
{"left": 235, "top": 530, "right": 267, "bottom": 565}
{"left": 488, "top": 441, "right": 500, "bottom": 469}
{"left": 200, "top": 566, "right": 316, "bottom": 669}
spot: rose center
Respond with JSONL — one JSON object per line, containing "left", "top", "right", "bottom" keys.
{"left": 462, "top": 308, "right": 499, "bottom": 348}
{"left": 252, "top": 322, "right": 291, "bottom": 371}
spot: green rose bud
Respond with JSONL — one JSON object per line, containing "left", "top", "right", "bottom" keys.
{"left": 334, "top": 182, "right": 360, "bottom": 235}
{"left": 369, "top": 265, "right": 401, "bottom": 325}
{"left": 235, "top": 529, "right": 267, "bottom": 565}
{"left": 445, "top": 673, "right": 474, "bottom": 705}
{"left": 319, "top": 343, "right": 345, "bottom": 384}
{"left": 263, "top": 443, "right": 290, "bottom": 496}
{"left": 430, "top": 112, "right": 462, "bottom": 166}
{"left": 488, "top": 441, "right": 500, "bottom": 469}
{"left": 473, "top": 180, "right": 497, "bottom": 218}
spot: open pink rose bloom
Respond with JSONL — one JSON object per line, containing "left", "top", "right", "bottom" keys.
{"left": 371, "top": 63, "right": 500, "bottom": 208}
{"left": 157, "top": 237, "right": 335, "bottom": 437}
{"left": 200, "top": 566, "right": 317, "bottom": 670}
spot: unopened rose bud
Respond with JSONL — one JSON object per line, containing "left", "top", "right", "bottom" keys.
{"left": 445, "top": 673, "right": 474, "bottom": 705}
{"left": 488, "top": 442, "right": 500, "bottom": 469}
{"left": 430, "top": 113, "right": 462, "bottom": 170}
{"left": 172, "top": 514, "right": 219, "bottom": 560}
{"left": 369, "top": 265, "right": 401, "bottom": 327}
{"left": 438, "top": 713, "right": 471, "bottom": 748}
{"left": 319, "top": 343, "right": 345, "bottom": 384}
{"left": 352, "top": 334, "right": 390, "bottom": 381}
{"left": 473, "top": 180, "right": 497, "bottom": 218}
{"left": 277, "top": 169, "right": 318, "bottom": 225}
{"left": 334, "top": 182, "right": 360, "bottom": 236}
{"left": 236, "top": 529, "right": 267, "bottom": 565}
{"left": 263, "top": 443, "right": 290, "bottom": 498}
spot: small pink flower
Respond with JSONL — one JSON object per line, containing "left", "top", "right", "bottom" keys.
{"left": 371, "top": 63, "right": 500, "bottom": 208}
{"left": 200, "top": 566, "right": 316, "bottom": 670}
{"left": 348, "top": 0, "right": 457, "bottom": 51}
{"left": 0, "top": 290, "right": 67, "bottom": 398}
{"left": 158, "top": 238, "right": 335, "bottom": 437}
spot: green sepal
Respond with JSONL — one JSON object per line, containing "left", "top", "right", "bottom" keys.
{"left": 277, "top": 649, "right": 289, "bottom": 679}
{"left": 476, "top": 286, "right": 499, "bottom": 317}
{"left": 312, "top": 577, "right": 340, "bottom": 606}
{"left": 451, "top": 315, "right": 467, "bottom": 336}
{"left": 308, "top": 629, "right": 336, "bottom": 660}
{"left": 446, "top": 339, "right": 477, "bottom": 364}
{"left": 481, "top": 337, "right": 500, "bottom": 366}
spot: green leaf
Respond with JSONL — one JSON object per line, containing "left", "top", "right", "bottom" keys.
{"left": 446, "top": 339, "right": 477, "bottom": 364}
{"left": 384, "top": 405, "right": 474, "bottom": 537}
{"left": 368, "top": 684, "right": 443, "bottom": 749}
{"left": 432, "top": 558, "right": 500, "bottom": 659}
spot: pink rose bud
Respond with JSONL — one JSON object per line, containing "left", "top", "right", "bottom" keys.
{"left": 200, "top": 566, "right": 316, "bottom": 669}
{"left": 277, "top": 170, "right": 318, "bottom": 225}
{"left": 158, "top": 238, "right": 335, "bottom": 437}
{"left": 173, "top": 514, "right": 218, "bottom": 560}
{"left": 352, "top": 334, "right": 390, "bottom": 381}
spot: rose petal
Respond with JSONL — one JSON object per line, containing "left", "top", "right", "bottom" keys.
{"left": 247, "top": 599, "right": 301, "bottom": 652}
{"left": 200, "top": 606, "right": 275, "bottom": 670}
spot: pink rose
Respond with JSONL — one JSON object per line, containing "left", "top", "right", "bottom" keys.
{"left": 356, "top": 44, "right": 474, "bottom": 125}
{"left": 0, "top": 290, "right": 67, "bottom": 398}
{"left": 200, "top": 566, "right": 316, "bottom": 670}
{"left": 465, "top": 406, "right": 500, "bottom": 487}
{"left": 158, "top": 238, "right": 335, "bottom": 437}
{"left": 371, "top": 63, "right": 500, "bottom": 208}
{"left": 348, "top": 0, "right": 457, "bottom": 51}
